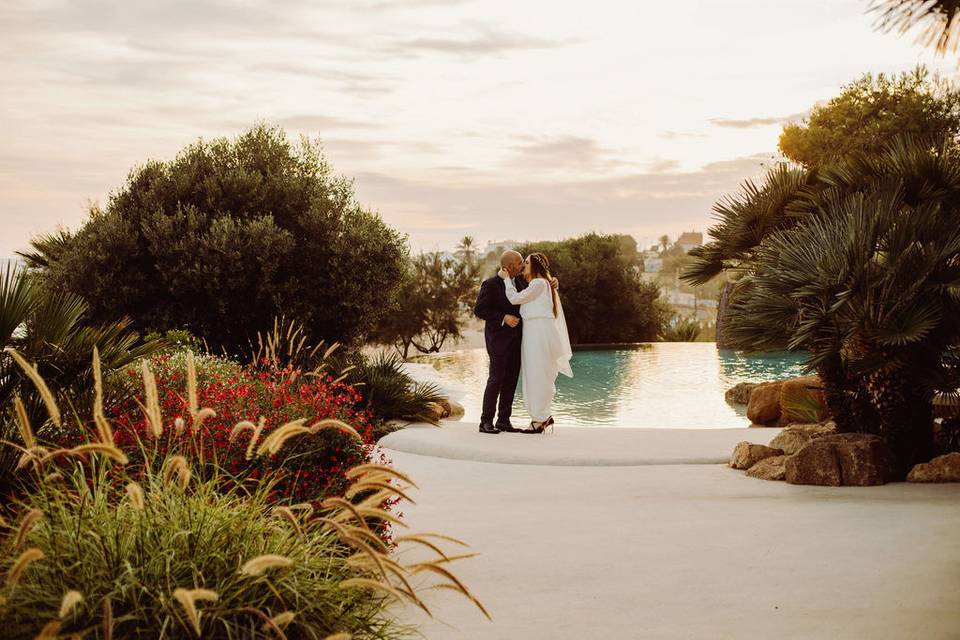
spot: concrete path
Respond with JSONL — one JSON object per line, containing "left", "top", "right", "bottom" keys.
{"left": 382, "top": 425, "right": 960, "bottom": 639}
{"left": 379, "top": 421, "right": 783, "bottom": 466}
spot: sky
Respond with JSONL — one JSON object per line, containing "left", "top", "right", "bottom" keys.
{"left": 1, "top": 0, "right": 955, "bottom": 258}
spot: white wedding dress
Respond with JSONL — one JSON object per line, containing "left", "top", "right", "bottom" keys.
{"left": 503, "top": 276, "right": 574, "bottom": 423}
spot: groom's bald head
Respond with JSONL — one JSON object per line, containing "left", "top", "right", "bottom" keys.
{"left": 500, "top": 250, "right": 523, "bottom": 276}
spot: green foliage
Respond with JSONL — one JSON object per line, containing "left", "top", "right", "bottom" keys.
{"left": 0, "top": 464, "right": 406, "bottom": 640}
{"left": 143, "top": 328, "right": 205, "bottom": 355}
{"left": 337, "top": 351, "right": 445, "bottom": 425}
{"left": 869, "top": 1, "right": 960, "bottom": 56}
{"left": 0, "top": 266, "right": 163, "bottom": 494}
{"left": 660, "top": 317, "right": 701, "bottom": 342}
{"left": 518, "top": 234, "right": 670, "bottom": 344}
{"left": 723, "top": 172, "right": 960, "bottom": 470}
{"left": 779, "top": 67, "right": 960, "bottom": 169}
{"left": 26, "top": 124, "right": 408, "bottom": 354}
{"left": 376, "top": 253, "right": 475, "bottom": 358}
{"left": 0, "top": 351, "right": 486, "bottom": 638}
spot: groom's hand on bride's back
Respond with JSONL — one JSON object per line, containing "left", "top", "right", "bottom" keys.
{"left": 549, "top": 277, "right": 559, "bottom": 290}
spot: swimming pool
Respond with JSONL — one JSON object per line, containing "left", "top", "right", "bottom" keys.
{"left": 411, "top": 342, "right": 809, "bottom": 429}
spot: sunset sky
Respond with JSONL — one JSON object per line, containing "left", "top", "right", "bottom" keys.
{"left": 1, "top": 0, "right": 954, "bottom": 258}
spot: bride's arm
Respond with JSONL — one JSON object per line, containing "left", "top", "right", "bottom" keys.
{"left": 503, "top": 277, "right": 546, "bottom": 305}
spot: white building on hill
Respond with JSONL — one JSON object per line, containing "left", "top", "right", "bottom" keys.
{"left": 677, "top": 231, "right": 703, "bottom": 253}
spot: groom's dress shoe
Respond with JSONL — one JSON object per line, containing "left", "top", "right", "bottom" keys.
{"left": 495, "top": 421, "right": 520, "bottom": 433}
{"left": 479, "top": 422, "right": 500, "bottom": 434}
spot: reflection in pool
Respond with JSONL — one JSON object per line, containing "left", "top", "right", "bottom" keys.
{"left": 415, "top": 343, "right": 808, "bottom": 429}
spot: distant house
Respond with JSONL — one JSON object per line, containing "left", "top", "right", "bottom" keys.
{"left": 643, "top": 255, "right": 663, "bottom": 273}
{"left": 483, "top": 240, "right": 519, "bottom": 256}
{"left": 677, "top": 231, "right": 703, "bottom": 254}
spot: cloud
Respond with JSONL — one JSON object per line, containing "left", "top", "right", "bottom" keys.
{"left": 350, "top": 152, "right": 771, "bottom": 249}
{"left": 646, "top": 158, "right": 681, "bottom": 173}
{"left": 506, "top": 135, "right": 625, "bottom": 172}
{"left": 384, "top": 23, "right": 577, "bottom": 57}
{"left": 659, "top": 130, "right": 709, "bottom": 140}
{"left": 709, "top": 112, "right": 807, "bottom": 128}
{"left": 276, "top": 114, "right": 382, "bottom": 132}
{"left": 248, "top": 63, "right": 396, "bottom": 97}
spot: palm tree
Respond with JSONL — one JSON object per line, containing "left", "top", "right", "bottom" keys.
{"left": 723, "top": 184, "right": 960, "bottom": 474}
{"left": 455, "top": 236, "right": 477, "bottom": 272}
{"left": 16, "top": 229, "right": 74, "bottom": 269}
{"left": 869, "top": 1, "right": 960, "bottom": 55}
{"left": 0, "top": 265, "right": 165, "bottom": 491}
{"left": 658, "top": 235, "right": 671, "bottom": 252}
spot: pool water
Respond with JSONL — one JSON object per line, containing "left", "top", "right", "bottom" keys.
{"left": 413, "top": 342, "right": 809, "bottom": 429}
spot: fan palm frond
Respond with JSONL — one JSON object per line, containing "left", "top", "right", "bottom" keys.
{"left": 869, "top": 0, "right": 960, "bottom": 55}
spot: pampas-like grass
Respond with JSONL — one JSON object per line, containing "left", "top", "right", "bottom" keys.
{"left": 239, "top": 554, "right": 293, "bottom": 577}
{"left": 126, "top": 482, "right": 145, "bottom": 509}
{"left": 139, "top": 360, "right": 163, "bottom": 438}
{"left": 0, "top": 349, "right": 490, "bottom": 637}
{"left": 11, "top": 397, "right": 34, "bottom": 450}
{"left": 11, "top": 509, "right": 42, "bottom": 552}
{"left": 58, "top": 590, "right": 83, "bottom": 618}
{"left": 5, "top": 349, "right": 60, "bottom": 427}
{"left": 172, "top": 587, "right": 218, "bottom": 636}
{"left": 5, "top": 548, "right": 43, "bottom": 590}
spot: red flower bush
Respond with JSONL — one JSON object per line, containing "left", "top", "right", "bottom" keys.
{"left": 102, "top": 356, "right": 387, "bottom": 506}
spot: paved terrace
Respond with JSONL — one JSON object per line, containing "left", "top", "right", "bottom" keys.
{"left": 381, "top": 421, "right": 960, "bottom": 640}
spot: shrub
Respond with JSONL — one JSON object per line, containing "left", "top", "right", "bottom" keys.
{"left": 659, "top": 317, "right": 701, "bottom": 342}
{"left": 375, "top": 253, "right": 476, "bottom": 358}
{"left": 22, "top": 124, "right": 408, "bottom": 354}
{"left": 517, "top": 233, "right": 669, "bottom": 344}
{"left": 0, "top": 352, "right": 487, "bottom": 639}
{"left": 336, "top": 352, "right": 445, "bottom": 426}
{"left": 0, "top": 265, "right": 164, "bottom": 496}
{"left": 100, "top": 354, "right": 379, "bottom": 506}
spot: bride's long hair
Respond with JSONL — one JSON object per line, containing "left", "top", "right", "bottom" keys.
{"left": 528, "top": 252, "right": 558, "bottom": 318}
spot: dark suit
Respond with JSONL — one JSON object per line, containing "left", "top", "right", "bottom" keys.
{"left": 473, "top": 274, "right": 528, "bottom": 424}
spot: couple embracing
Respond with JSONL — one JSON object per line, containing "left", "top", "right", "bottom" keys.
{"left": 473, "top": 250, "right": 573, "bottom": 434}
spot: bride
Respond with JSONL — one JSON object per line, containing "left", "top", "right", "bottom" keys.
{"left": 498, "top": 252, "right": 573, "bottom": 433}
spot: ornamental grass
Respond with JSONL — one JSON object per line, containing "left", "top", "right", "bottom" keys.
{"left": 0, "top": 349, "right": 486, "bottom": 639}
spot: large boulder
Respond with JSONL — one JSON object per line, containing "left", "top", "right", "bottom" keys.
{"left": 435, "top": 398, "right": 465, "bottom": 419}
{"left": 725, "top": 382, "right": 758, "bottom": 406}
{"left": 746, "top": 455, "right": 787, "bottom": 481}
{"left": 747, "top": 382, "right": 783, "bottom": 425}
{"left": 907, "top": 452, "right": 960, "bottom": 483}
{"left": 730, "top": 442, "right": 784, "bottom": 470}
{"left": 779, "top": 376, "right": 827, "bottom": 423}
{"left": 785, "top": 433, "right": 896, "bottom": 486}
{"left": 423, "top": 402, "right": 446, "bottom": 423}
{"left": 769, "top": 422, "right": 837, "bottom": 455}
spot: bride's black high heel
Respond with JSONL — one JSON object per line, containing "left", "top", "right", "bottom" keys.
{"left": 526, "top": 416, "right": 555, "bottom": 434}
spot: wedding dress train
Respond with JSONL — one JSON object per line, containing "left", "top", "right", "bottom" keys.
{"left": 502, "top": 276, "right": 573, "bottom": 423}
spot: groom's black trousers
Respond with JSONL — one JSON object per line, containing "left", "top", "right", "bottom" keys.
{"left": 474, "top": 274, "right": 527, "bottom": 425}
{"left": 481, "top": 334, "right": 522, "bottom": 424}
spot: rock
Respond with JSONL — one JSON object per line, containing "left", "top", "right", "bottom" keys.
{"left": 747, "top": 382, "right": 783, "bottom": 425}
{"left": 435, "top": 398, "right": 453, "bottom": 418}
{"left": 746, "top": 455, "right": 787, "bottom": 481}
{"left": 730, "top": 442, "right": 784, "bottom": 470}
{"left": 423, "top": 402, "right": 446, "bottom": 423}
{"left": 907, "top": 452, "right": 960, "bottom": 483}
{"left": 769, "top": 422, "right": 837, "bottom": 455}
{"left": 445, "top": 399, "right": 465, "bottom": 419}
{"left": 785, "top": 433, "right": 896, "bottom": 486}
{"left": 779, "top": 376, "right": 827, "bottom": 423}
{"left": 725, "top": 382, "right": 757, "bottom": 405}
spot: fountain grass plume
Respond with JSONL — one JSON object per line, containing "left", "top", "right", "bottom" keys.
{"left": 0, "top": 348, "right": 489, "bottom": 637}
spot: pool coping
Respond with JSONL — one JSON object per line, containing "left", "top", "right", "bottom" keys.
{"left": 379, "top": 419, "right": 783, "bottom": 467}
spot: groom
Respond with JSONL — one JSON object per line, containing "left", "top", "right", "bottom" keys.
{"left": 473, "top": 250, "right": 556, "bottom": 434}
{"left": 473, "top": 251, "right": 525, "bottom": 434}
